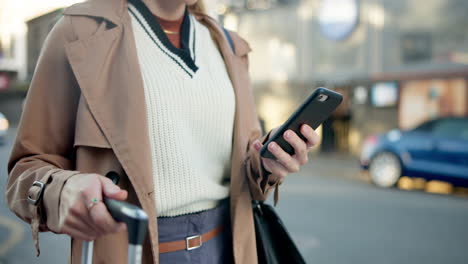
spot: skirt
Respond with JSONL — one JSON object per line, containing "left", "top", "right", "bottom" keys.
{"left": 157, "top": 199, "right": 233, "bottom": 264}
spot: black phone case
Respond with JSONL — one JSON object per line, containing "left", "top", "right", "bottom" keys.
{"left": 260, "top": 87, "right": 343, "bottom": 159}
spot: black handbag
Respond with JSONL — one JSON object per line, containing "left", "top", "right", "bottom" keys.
{"left": 252, "top": 200, "right": 307, "bottom": 264}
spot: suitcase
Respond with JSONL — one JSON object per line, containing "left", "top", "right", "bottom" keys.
{"left": 82, "top": 172, "right": 149, "bottom": 264}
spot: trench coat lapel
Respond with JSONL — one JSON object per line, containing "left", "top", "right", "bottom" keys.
{"left": 66, "top": 22, "right": 153, "bottom": 196}
{"left": 64, "top": 8, "right": 154, "bottom": 199}
{"left": 63, "top": 2, "right": 160, "bottom": 258}
{"left": 64, "top": 0, "right": 124, "bottom": 25}
{"left": 64, "top": 0, "right": 163, "bottom": 259}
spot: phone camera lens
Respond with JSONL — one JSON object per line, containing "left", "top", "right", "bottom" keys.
{"left": 318, "top": 94, "right": 329, "bottom": 102}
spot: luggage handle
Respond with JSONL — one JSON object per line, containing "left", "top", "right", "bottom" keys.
{"left": 103, "top": 172, "right": 148, "bottom": 246}
{"left": 82, "top": 172, "right": 149, "bottom": 264}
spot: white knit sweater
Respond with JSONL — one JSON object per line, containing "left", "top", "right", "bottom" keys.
{"left": 128, "top": 1, "right": 235, "bottom": 216}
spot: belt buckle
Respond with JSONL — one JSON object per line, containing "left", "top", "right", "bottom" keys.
{"left": 186, "top": 235, "right": 202, "bottom": 251}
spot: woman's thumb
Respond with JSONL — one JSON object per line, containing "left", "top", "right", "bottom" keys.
{"left": 252, "top": 139, "right": 262, "bottom": 151}
{"left": 100, "top": 177, "right": 126, "bottom": 199}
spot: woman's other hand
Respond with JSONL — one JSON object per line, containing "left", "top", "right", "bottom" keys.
{"left": 252, "top": 124, "right": 320, "bottom": 183}
{"left": 56, "top": 174, "right": 128, "bottom": 241}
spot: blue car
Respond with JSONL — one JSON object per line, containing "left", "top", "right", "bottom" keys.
{"left": 360, "top": 117, "right": 468, "bottom": 188}
{"left": 0, "top": 112, "right": 9, "bottom": 145}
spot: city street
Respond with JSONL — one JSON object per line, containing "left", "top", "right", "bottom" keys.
{"left": 1, "top": 127, "right": 468, "bottom": 264}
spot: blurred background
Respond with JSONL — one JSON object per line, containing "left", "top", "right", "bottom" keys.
{"left": 0, "top": 0, "right": 467, "bottom": 263}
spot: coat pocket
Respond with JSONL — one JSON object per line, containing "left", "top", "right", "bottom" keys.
{"left": 74, "top": 95, "right": 111, "bottom": 149}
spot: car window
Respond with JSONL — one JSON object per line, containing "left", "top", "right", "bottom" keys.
{"left": 432, "top": 119, "right": 468, "bottom": 140}
{"left": 412, "top": 120, "right": 434, "bottom": 133}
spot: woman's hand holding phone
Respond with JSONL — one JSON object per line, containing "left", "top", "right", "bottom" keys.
{"left": 250, "top": 88, "right": 342, "bottom": 182}
{"left": 251, "top": 124, "right": 320, "bottom": 182}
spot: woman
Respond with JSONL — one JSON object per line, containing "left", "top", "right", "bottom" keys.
{"left": 6, "top": 0, "right": 319, "bottom": 263}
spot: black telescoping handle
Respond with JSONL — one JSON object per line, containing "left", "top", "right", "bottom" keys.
{"left": 104, "top": 172, "right": 149, "bottom": 246}
{"left": 106, "top": 171, "right": 121, "bottom": 185}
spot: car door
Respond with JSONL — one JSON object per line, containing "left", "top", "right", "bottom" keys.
{"left": 431, "top": 118, "right": 468, "bottom": 181}
{"left": 402, "top": 120, "right": 441, "bottom": 176}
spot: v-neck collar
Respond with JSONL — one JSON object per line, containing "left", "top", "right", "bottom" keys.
{"left": 128, "top": 0, "right": 198, "bottom": 77}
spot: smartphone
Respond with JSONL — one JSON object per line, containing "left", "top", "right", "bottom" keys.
{"left": 260, "top": 87, "right": 343, "bottom": 159}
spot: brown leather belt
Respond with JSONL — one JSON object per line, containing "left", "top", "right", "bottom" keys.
{"left": 159, "top": 225, "right": 224, "bottom": 253}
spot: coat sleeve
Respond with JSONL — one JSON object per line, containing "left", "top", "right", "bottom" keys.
{"left": 6, "top": 16, "right": 81, "bottom": 255}
{"left": 245, "top": 129, "right": 282, "bottom": 205}
{"left": 227, "top": 31, "right": 282, "bottom": 204}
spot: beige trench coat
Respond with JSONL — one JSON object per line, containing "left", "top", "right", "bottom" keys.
{"left": 6, "top": 0, "right": 280, "bottom": 263}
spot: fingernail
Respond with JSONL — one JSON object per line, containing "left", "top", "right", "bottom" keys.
{"left": 108, "top": 185, "right": 120, "bottom": 194}
{"left": 284, "top": 131, "right": 291, "bottom": 139}
{"left": 269, "top": 142, "right": 277, "bottom": 150}
{"left": 255, "top": 142, "right": 262, "bottom": 150}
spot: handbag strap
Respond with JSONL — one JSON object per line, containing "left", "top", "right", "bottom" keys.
{"left": 223, "top": 27, "right": 235, "bottom": 53}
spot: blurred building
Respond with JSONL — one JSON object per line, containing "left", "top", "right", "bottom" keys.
{"left": 26, "top": 9, "right": 63, "bottom": 80}
{"left": 0, "top": 0, "right": 83, "bottom": 86}
{"left": 0, "top": 3, "right": 25, "bottom": 90}
{"left": 219, "top": 0, "right": 468, "bottom": 154}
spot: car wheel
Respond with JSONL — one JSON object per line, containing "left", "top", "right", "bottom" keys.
{"left": 369, "top": 152, "right": 402, "bottom": 188}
